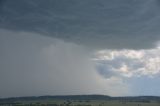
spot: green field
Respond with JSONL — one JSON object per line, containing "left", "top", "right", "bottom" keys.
{"left": 1, "top": 95, "right": 160, "bottom": 106}
{"left": 1, "top": 100, "right": 160, "bottom": 106}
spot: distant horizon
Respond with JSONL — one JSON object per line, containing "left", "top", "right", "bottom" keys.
{"left": 1, "top": 94, "right": 160, "bottom": 99}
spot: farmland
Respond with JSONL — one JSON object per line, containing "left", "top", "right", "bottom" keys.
{"left": 0, "top": 95, "right": 160, "bottom": 106}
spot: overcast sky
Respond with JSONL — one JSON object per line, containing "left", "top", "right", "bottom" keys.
{"left": 1, "top": 0, "right": 160, "bottom": 98}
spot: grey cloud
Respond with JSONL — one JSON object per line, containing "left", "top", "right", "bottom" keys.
{"left": 96, "top": 63, "right": 119, "bottom": 78}
{"left": 0, "top": 29, "right": 130, "bottom": 97}
{"left": 96, "top": 58, "right": 143, "bottom": 78}
{"left": 0, "top": 0, "right": 160, "bottom": 49}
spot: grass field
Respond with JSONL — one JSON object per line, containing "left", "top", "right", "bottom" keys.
{"left": 1, "top": 95, "right": 160, "bottom": 106}
{"left": 1, "top": 100, "right": 159, "bottom": 106}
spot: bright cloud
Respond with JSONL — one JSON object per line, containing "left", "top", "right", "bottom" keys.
{"left": 94, "top": 47, "right": 160, "bottom": 78}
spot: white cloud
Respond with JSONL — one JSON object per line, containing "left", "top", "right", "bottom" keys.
{"left": 94, "top": 47, "right": 160, "bottom": 78}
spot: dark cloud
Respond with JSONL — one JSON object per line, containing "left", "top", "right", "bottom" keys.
{"left": 0, "top": 0, "right": 160, "bottom": 49}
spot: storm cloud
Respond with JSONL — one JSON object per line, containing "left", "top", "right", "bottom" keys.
{"left": 1, "top": 0, "right": 160, "bottom": 49}
{"left": 1, "top": 0, "right": 160, "bottom": 97}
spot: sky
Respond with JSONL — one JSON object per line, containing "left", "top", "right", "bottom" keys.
{"left": 1, "top": 0, "right": 160, "bottom": 98}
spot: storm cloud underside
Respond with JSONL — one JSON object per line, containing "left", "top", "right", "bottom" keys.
{"left": 1, "top": 0, "right": 160, "bottom": 49}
